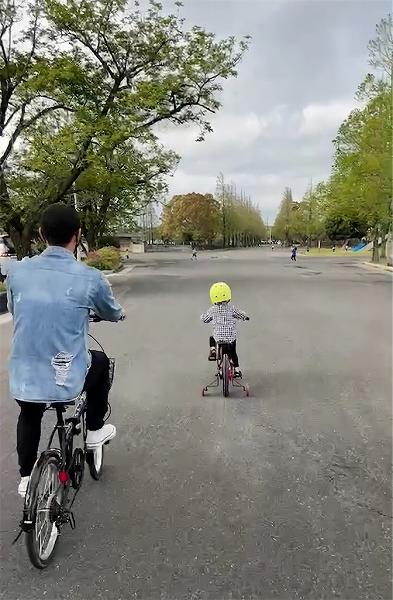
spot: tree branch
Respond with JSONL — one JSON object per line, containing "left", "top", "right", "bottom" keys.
{"left": 0, "top": 35, "right": 9, "bottom": 65}
{"left": 0, "top": 103, "right": 71, "bottom": 166}
{"left": 3, "top": 101, "right": 22, "bottom": 129}
{"left": 69, "top": 29, "right": 116, "bottom": 80}
{"left": 102, "top": 33, "right": 121, "bottom": 76}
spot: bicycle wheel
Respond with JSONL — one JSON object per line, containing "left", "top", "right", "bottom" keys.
{"left": 222, "top": 353, "right": 230, "bottom": 397}
{"left": 25, "top": 451, "right": 63, "bottom": 569}
{"left": 86, "top": 445, "right": 104, "bottom": 480}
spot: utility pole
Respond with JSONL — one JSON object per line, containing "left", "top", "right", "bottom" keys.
{"left": 307, "top": 177, "right": 313, "bottom": 251}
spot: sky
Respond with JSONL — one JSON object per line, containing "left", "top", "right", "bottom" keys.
{"left": 157, "top": 0, "right": 390, "bottom": 223}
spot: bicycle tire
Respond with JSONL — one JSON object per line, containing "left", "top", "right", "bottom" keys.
{"left": 86, "top": 446, "right": 104, "bottom": 480}
{"left": 25, "top": 451, "right": 63, "bottom": 569}
{"left": 222, "top": 353, "right": 230, "bottom": 397}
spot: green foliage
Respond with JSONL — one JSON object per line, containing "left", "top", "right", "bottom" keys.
{"left": 367, "top": 13, "right": 393, "bottom": 77}
{"left": 85, "top": 246, "right": 121, "bottom": 270}
{"left": 216, "top": 174, "right": 267, "bottom": 246}
{"left": 273, "top": 14, "right": 392, "bottom": 259}
{"left": 1, "top": 0, "right": 249, "bottom": 256}
{"left": 324, "top": 214, "right": 367, "bottom": 241}
{"left": 97, "top": 236, "right": 120, "bottom": 249}
{"left": 271, "top": 188, "right": 298, "bottom": 244}
{"left": 161, "top": 193, "right": 221, "bottom": 243}
{"left": 331, "top": 79, "right": 391, "bottom": 234}
{"left": 0, "top": 282, "right": 6, "bottom": 293}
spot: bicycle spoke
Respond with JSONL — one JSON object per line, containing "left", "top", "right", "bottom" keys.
{"left": 32, "top": 460, "right": 61, "bottom": 560}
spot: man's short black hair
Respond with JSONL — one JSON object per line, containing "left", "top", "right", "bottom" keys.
{"left": 40, "top": 203, "right": 81, "bottom": 246}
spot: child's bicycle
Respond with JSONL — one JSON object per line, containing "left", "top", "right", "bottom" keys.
{"left": 202, "top": 342, "right": 249, "bottom": 398}
{"left": 14, "top": 315, "right": 116, "bottom": 569}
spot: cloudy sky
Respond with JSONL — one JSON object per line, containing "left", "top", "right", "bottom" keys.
{"left": 158, "top": 0, "right": 390, "bottom": 223}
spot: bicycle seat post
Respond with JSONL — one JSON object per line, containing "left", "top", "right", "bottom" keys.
{"left": 56, "top": 406, "right": 66, "bottom": 426}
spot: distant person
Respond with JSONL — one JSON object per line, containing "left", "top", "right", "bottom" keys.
{"left": 201, "top": 282, "right": 249, "bottom": 379}
{"left": 291, "top": 246, "right": 297, "bottom": 261}
{"left": 345, "top": 244, "right": 349, "bottom": 252}
{"left": 191, "top": 246, "right": 198, "bottom": 260}
{"left": 271, "top": 244, "right": 274, "bottom": 251}
{"left": 332, "top": 244, "right": 336, "bottom": 253}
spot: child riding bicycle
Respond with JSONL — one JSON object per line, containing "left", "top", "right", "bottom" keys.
{"left": 200, "top": 282, "right": 249, "bottom": 378}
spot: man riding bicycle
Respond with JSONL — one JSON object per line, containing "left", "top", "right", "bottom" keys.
{"left": 7, "top": 203, "right": 124, "bottom": 497}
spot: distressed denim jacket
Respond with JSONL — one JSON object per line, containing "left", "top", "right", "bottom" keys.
{"left": 7, "top": 246, "right": 123, "bottom": 403}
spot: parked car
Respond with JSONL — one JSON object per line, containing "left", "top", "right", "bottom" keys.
{"left": 0, "top": 234, "right": 16, "bottom": 277}
{"left": 0, "top": 234, "right": 16, "bottom": 257}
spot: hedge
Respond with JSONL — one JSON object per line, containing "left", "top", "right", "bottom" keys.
{"left": 85, "top": 247, "right": 121, "bottom": 271}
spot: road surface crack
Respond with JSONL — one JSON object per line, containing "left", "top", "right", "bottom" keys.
{"left": 353, "top": 500, "right": 392, "bottom": 519}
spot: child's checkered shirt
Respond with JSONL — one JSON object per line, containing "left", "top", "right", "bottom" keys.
{"left": 200, "top": 302, "right": 248, "bottom": 343}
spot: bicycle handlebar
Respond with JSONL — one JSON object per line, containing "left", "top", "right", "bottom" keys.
{"left": 89, "top": 312, "right": 126, "bottom": 323}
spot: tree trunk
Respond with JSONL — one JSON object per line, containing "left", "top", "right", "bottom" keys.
{"left": 9, "top": 222, "right": 33, "bottom": 259}
{"left": 84, "top": 225, "right": 98, "bottom": 251}
{"left": 372, "top": 234, "right": 379, "bottom": 263}
{"left": 0, "top": 168, "right": 34, "bottom": 258}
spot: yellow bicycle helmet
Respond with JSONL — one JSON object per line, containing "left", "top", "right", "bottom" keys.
{"left": 210, "top": 282, "right": 232, "bottom": 304}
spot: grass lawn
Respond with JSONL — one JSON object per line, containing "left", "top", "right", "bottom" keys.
{"left": 298, "top": 248, "right": 371, "bottom": 258}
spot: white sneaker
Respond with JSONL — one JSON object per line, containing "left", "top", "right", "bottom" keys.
{"left": 86, "top": 424, "right": 116, "bottom": 449}
{"left": 18, "top": 476, "right": 30, "bottom": 498}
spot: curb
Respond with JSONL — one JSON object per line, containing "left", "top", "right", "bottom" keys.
{"left": 363, "top": 261, "right": 393, "bottom": 273}
{"left": 106, "top": 265, "right": 135, "bottom": 279}
{"left": 0, "top": 312, "right": 12, "bottom": 325}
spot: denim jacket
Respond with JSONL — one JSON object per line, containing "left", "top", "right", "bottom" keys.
{"left": 7, "top": 246, "right": 123, "bottom": 403}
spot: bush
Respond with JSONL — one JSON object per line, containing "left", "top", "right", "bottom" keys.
{"left": 97, "top": 235, "right": 120, "bottom": 249}
{"left": 85, "top": 246, "right": 121, "bottom": 271}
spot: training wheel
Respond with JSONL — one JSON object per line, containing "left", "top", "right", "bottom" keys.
{"left": 201, "top": 387, "right": 206, "bottom": 397}
{"left": 244, "top": 384, "right": 250, "bottom": 397}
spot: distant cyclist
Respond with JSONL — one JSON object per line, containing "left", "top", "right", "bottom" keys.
{"left": 7, "top": 203, "right": 124, "bottom": 497}
{"left": 201, "top": 282, "right": 249, "bottom": 378}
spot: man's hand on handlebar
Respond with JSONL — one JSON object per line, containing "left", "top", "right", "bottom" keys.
{"left": 89, "top": 313, "right": 102, "bottom": 323}
{"left": 89, "top": 311, "right": 126, "bottom": 322}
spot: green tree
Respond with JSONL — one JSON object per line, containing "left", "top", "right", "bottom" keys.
{"left": 0, "top": 0, "right": 76, "bottom": 256}
{"left": 161, "top": 193, "right": 220, "bottom": 244}
{"left": 215, "top": 174, "right": 266, "bottom": 247}
{"left": 322, "top": 15, "right": 392, "bottom": 260}
{"left": 368, "top": 13, "right": 392, "bottom": 79}
{"left": 16, "top": 118, "right": 178, "bottom": 249}
{"left": 292, "top": 182, "right": 327, "bottom": 246}
{"left": 1, "top": 0, "right": 249, "bottom": 256}
{"left": 330, "top": 79, "right": 391, "bottom": 260}
{"left": 272, "top": 187, "right": 298, "bottom": 244}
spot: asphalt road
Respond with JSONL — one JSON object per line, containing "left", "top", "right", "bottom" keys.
{"left": 0, "top": 248, "right": 392, "bottom": 600}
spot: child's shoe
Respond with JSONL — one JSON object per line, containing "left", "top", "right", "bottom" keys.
{"left": 208, "top": 347, "right": 217, "bottom": 361}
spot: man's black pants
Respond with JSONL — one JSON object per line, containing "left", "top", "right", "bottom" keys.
{"left": 16, "top": 351, "right": 110, "bottom": 477}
